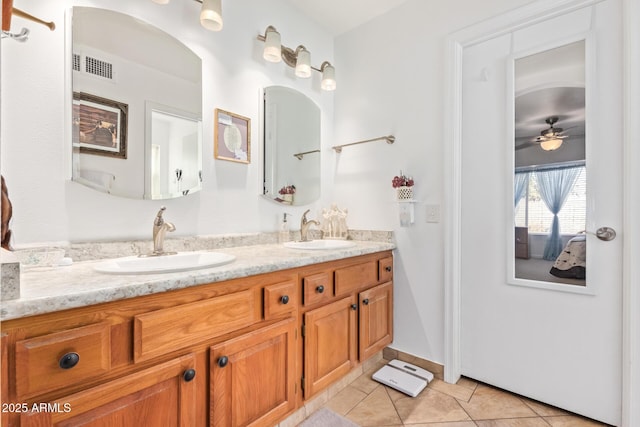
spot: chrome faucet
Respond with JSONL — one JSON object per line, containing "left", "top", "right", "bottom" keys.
{"left": 151, "top": 206, "right": 176, "bottom": 256}
{"left": 299, "top": 209, "right": 320, "bottom": 242}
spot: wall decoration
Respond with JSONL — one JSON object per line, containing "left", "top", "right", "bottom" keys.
{"left": 72, "top": 92, "right": 128, "bottom": 159}
{"left": 214, "top": 108, "right": 250, "bottom": 163}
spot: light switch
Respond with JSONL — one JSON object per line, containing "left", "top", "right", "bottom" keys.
{"left": 426, "top": 204, "right": 440, "bottom": 223}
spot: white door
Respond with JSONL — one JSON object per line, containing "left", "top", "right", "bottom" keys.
{"left": 459, "top": 1, "right": 622, "bottom": 425}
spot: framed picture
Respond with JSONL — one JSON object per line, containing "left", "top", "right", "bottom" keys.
{"left": 214, "top": 108, "right": 250, "bottom": 163}
{"left": 73, "top": 92, "right": 128, "bottom": 159}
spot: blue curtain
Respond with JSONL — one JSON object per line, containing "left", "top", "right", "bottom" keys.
{"left": 535, "top": 166, "right": 582, "bottom": 260}
{"left": 514, "top": 172, "right": 529, "bottom": 207}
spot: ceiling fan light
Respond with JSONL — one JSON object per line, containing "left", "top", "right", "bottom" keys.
{"left": 540, "top": 138, "right": 563, "bottom": 151}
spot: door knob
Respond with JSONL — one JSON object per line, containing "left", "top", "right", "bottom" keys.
{"left": 595, "top": 227, "right": 616, "bottom": 241}
{"left": 583, "top": 227, "right": 616, "bottom": 241}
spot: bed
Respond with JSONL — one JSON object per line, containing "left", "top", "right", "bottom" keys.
{"left": 550, "top": 234, "right": 586, "bottom": 279}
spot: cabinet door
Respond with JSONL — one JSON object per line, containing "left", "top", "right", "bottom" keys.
{"left": 359, "top": 282, "right": 393, "bottom": 361}
{"left": 21, "top": 353, "right": 197, "bottom": 427}
{"left": 210, "top": 318, "right": 296, "bottom": 427}
{"left": 304, "top": 296, "right": 357, "bottom": 398}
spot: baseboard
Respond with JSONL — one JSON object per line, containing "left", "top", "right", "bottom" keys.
{"left": 383, "top": 347, "right": 444, "bottom": 380}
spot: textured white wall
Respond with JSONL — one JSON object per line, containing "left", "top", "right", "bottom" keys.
{"left": 0, "top": 0, "right": 334, "bottom": 244}
{"left": 332, "top": 0, "right": 535, "bottom": 364}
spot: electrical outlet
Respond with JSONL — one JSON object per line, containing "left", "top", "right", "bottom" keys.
{"left": 426, "top": 204, "right": 440, "bottom": 223}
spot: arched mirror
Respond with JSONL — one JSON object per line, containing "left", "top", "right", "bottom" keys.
{"left": 70, "top": 7, "right": 202, "bottom": 199}
{"left": 262, "top": 86, "right": 321, "bottom": 206}
{"left": 512, "top": 39, "right": 586, "bottom": 287}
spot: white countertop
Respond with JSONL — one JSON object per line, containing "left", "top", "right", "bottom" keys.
{"left": 1, "top": 241, "right": 395, "bottom": 321}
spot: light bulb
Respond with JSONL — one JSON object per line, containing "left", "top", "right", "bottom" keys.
{"left": 263, "top": 27, "right": 282, "bottom": 62}
{"left": 200, "top": 0, "right": 223, "bottom": 31}
{"left": 295, "top": 48, "right": 311, "bottom": 78}
{"left": 540, "top": 138, "right": 563, "bottom": 151}
{"left": 321, "top": 63, "right": 336, "bottom": 91}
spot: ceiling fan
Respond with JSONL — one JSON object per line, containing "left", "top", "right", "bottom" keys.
{"left": 516, "top": 116, "right": 570, "bottom": 151}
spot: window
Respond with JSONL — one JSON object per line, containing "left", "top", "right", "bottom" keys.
{"left": 515, "top": 166, "right": 586, "bottom": 234}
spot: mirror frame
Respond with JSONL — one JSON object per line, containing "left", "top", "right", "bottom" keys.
{"left": 506, "top": 32, "right": 594, "bottom": 294}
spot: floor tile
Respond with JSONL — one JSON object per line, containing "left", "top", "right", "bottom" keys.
{"left": 521, "top": 397, "right": 570, "bottom": 417}
{"left": 324, "top": 385, "right": 367, "bottom": 416}
{"left": 400, "top": 422, "right": 477, "bottom": 427}
{"left": 383, "top": 385, "right": 407, "bottom": 402}
{"left": 475, "top": 418, "right": 550, "bottom": 427}
{"left": 544, "top": 415, "right": 610, "bottom": 426}
{"left": 349, "top": 370, "right": 381, "bottom": 395}
{"left": 345, "top": 385, "right": 402, "bottom": 426}
{"left": 456, "top": 376, "right": 479, "bottom": 391}
{"left": 429, "top": 378, "right": 475, "bottom": 402}
{"left": 456, "top": 384, "right": 538, "bottom": 420}
{"left": 394, "top": 388, "right": 471, "bottom": 424}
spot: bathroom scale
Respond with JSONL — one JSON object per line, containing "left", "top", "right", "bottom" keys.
{"left": 372, "top": 359, "right": 434, "bottom": 397}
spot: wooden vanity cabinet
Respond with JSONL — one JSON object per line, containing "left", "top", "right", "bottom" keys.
{"left": 0, "top": 251, "right": 393, "bottom": 427}
{"left": 359, "top": 281, "right": 393, "bottom": 361}
{"left": 210, "top": 318, "right": 296, "bottom": 427}
{"left": 301, "top": 254, "right": 394, "bottom": 399}
{"left": 20, "top": 353, "right": 198, "bottom": 427}
{"left": 303, "top": 296, "right": 358, "bottom": 396}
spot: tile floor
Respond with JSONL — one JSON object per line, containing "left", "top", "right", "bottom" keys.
{"left": 322, "top": 360, "right": 611, "bottom": 427}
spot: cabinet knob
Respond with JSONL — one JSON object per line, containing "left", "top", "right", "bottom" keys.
{"left": 385, "top": 266, "right": 392, "bottom": 272}
{"left": 280, "top": 295, "right": 290, "bottom": 304}
{"left": 351, "top": 304, "right": 358, "bottom": 311}
{"left": 316, "top": 285, "right": 324, "bottom": 294}
{"left": 59, "top": 352, "right": 80, "bottom": 370}
{"left": 217, "top": 356, "right": 229, "bottom": 368}
{"left": 183, "top": 369, "right": 196, "bottom": 382}
{"left": 362, "top": 298, "right": 370, "bottom": 305}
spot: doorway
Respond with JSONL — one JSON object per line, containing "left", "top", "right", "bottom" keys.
{"left": 444, "top": 0, "right": 626, "bottom": 425}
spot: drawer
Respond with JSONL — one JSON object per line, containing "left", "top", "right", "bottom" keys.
{"left": 134, "top": 288, "right": 261, "bottom": 363}
{"left": 378, "top": 257, "right": 393, "bottom": 282}
{"left": 303, "top": 272, "right": 333, "bottom": 306}
{"left": 264, "top": 279, "right": 297, "bottom": 320}
{"left": 15, "top": 322, "right": 111, "bottom": 399}
{"left": 334, "top": 261, "right": 377, "bottom": 296}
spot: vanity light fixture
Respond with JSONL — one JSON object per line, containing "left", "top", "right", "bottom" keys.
{"left": 150, "top": 0, "right": 223, "bottom": 32}
{"left": 540, "top": 138, "right": 563, "bottom": 151}
{"left": 319, "top": 61, "right": 336, "bottom": 91}
{"left": 257, "top": 25, "right": 336, "bottom": 91}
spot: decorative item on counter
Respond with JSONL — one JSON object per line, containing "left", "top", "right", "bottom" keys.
{"left": 277, "top": 185, "right": 296, "bottom": 204}
{"left": 320, "top": 204, "right": 349, "bottom": 240}
{"left": 392, "top": 171, "right": 414, "bottom": 201}
{"left": 1, "top": 175, "right": 13, "bottom": 250}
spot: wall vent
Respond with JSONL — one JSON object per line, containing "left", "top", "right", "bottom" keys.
{"left": 84, "top": 56, "right": 114, "bottom": 80}
{"left": 72, "top": 53, "right": 81, "bottom": 72}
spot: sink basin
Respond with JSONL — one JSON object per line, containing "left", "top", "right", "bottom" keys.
{"left": 283, "top": 240, "right": 356, "bottom": 250}
{"left": 94, "top": 251, "right": 236, "bottom": 274}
